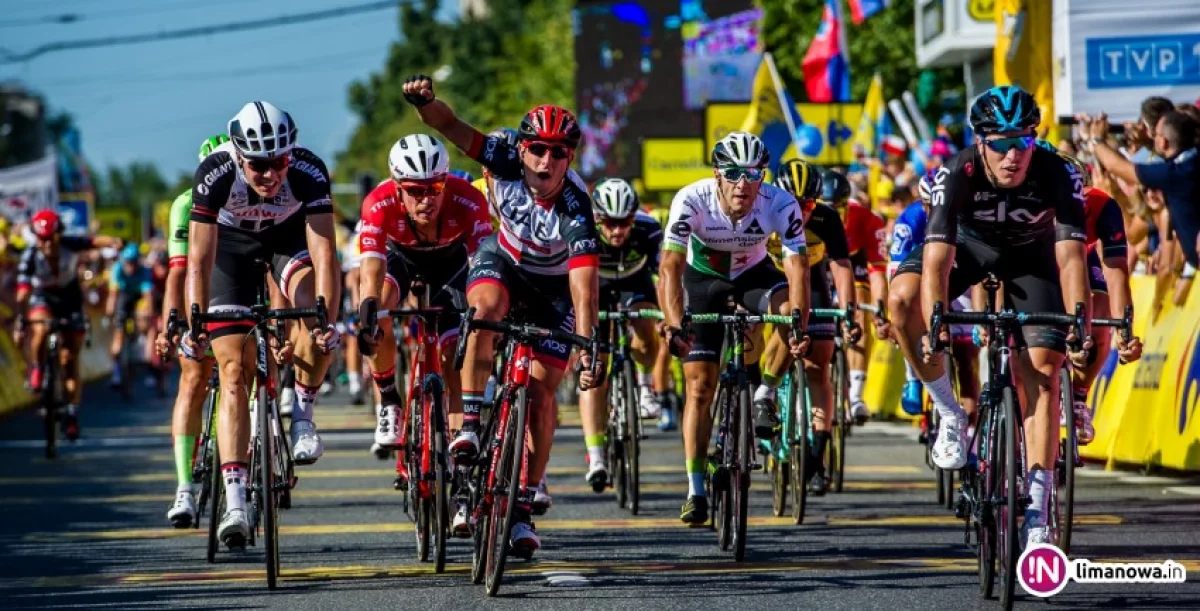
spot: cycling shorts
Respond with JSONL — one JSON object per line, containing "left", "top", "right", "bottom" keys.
{"left": 1087, "top": 248, "right": 1108, "bottom": 294}
{"left": 597, "top": 269, "right": 658, "bottom": 346}
{"left": 894, "top": 235, "right": 1067, "bottom": 353}
{"left": 850, "top": 250, "right": 870, "bottom": 286}
{"left": 114, "top": 291, "right": 144, "bottom": 326}
{"left": 208, "top": 214, "right": 311, "bottom": 340}
{"left": 808, "top": 263, "right": 837, "bottom": 341}
{"left": 29, "top": 281, "right": 87, "bottom": 334}
{"left": 466, "top": 235, "right": 577, "bottom": 369}
{"left": 384, "top": 250, "right": 468, "bottom": 343}
{"left": 682, "top": 258, "right": 787, "bottom": 364}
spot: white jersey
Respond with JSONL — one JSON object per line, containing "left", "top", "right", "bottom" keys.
{"left": 663, "top": 178, "right": 807, "bottom": 279}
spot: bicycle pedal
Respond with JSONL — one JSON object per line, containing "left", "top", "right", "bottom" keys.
{"left": 394, "top": 477, "right": 409, "bottom": 491}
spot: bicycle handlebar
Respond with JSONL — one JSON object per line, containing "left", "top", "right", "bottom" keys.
{"left": 598, "top": 309, "right": 664, "bottom": 321}
{"left": 1091, "top": 304, "right": 1134, "bottom": 343}
{"left": 452, "top": 306, "right": 599, "bottom": 373}
{"left": 929, "top": 300, "right": 1087, "bottom": 353}
{"left": 188, "top": 297, "right": 328, "bottom": 341}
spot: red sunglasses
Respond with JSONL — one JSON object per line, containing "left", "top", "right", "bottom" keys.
{"left": 524, "top": 141, "right": 571, "bottom": 160}
{"left": 397, "top": 180, "right": 446, "bottom": 198}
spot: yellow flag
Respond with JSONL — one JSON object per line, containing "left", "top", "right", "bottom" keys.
{"left": 994, "top": 0, "right": 1056, "bottom": 142}
{"left": 854, "top": 73, "right": 884, "bottom": 159}
{"left": 740, "top": 53, "right": 805, "bottom": 171}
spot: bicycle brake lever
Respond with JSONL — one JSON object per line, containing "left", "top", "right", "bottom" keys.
{"left": 452, "top": 307, "right": 476, "bottom": 371}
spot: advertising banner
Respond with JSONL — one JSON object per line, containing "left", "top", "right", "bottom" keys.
{"left": 641, "top": 138, "right": 711, "bottom": 191}
{"left": 0, "top": 150, "right": 57, "bottom": 223}
{"left": 706, "top": 102, "right": 862, "bottom": 166}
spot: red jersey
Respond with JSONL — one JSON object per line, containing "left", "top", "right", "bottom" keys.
{"left": 842, "top": 200, "right": 887, "bottom": 272}
{"left": 358, "top": 176, "right": 493, "bottom": 262}
{"left": 1082, "top": 187, "right": 1127, "bottom": 259}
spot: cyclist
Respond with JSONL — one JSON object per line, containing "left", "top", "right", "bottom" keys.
{"left": 156, "top": 135, "right": 227, "bottom": 527}
{"left": 106, "top": 243, "right": 153, "bottom": 390}
{"left": 660, "top": 131, "right": 811, "bottom": 524}
{"left": 579, "top": 177, "right": 664, "bottom": 492}
{"left": 890, "top": 171, "right": 981, "bottom": 429}
{"left": 14, "top": 210, "right": 122, "bottom": 440}
{"left": 820, "top": 170, "right": 889, "bottom": 423}
{"left": 887, "top": 85, "right": 1092, "bottom": 546}
{"left": 181, "top": 102, "right": 342, "bottom": 549}
{"left": 340, "top": 219, "right": 368, "bottom": 409}
{"left": 402, "top": 74, "right": 603, "bottom": 555}
{"left": 474, "top": 127, "right": 518, "bottom": 228}
{"left": 1046, "top": 148, "right": 1144, "bottom": 443}
{"left": 355, "top": 134, "right": 492, "bottom": 536}
{"left": 647, "top": 204, "right": 680, "bottom": 432}
{"left": 765, "top": 159, "right": 860, "bottom": 495}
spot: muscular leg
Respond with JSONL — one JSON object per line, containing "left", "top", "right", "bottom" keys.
{"left": 27, "top": 308, "right": 49, "bottom": 387}
{"left": 682, "top": 360, "right": 719, "bottom": 495}
{"left": 578, "top": 347, "right": 610, "bottom": 486}
{"left": 1016, "top": 348, "right": 1066, "bottom": 473}
{"left": 451, "top": 282, "right": 508, "bottom": 457}
{"left": 526, "top": 362, "right": 567, "bottom": 491}
{"left": 61, "top": 331, "right": 85, "bottom": 408}
{"left": 212, "top": 333, "right": 255, "bottom": 534}
{"left": 846, "top": 284, "right": 872, "bottom": 416}
{"left": 286, "top": 267, "right": 332, "bottom": 413}
{"left": 173, "top": 355, "right": 215, "bottom": 485}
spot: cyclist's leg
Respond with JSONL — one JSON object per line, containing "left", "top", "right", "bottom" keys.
{"left": 108, "top": 294, "right": 129, "bottom": 386}
{"left": 623, "top": 271, "right": 662, "bottom": 418}
{"left": 26, "top": 296, "right": 51, "bottom": 389}
{"left": 739, "top": 259, "right": 792, "bottom": 438}
{"left": 949, "top": 294, "right": 981, "bottom": 429}
{"left": 430, "top": 261, "right": 469, "bottom": 432}
{"left": 453, "top": 236, "right": 511, "bottom": 457}
{"left": 846, "top": 254, "right": 872, "bottom": 419}
{"left": 1069, "top": 250, "right": 1110, "bottom": 444}
{"left": 578, "top": 288, "right": 616, "bottom": 489}
{"left": 364, "top": 253, "right": 407, "bottom": 450}
{"left": 168, "top": 353, "right": 216, "bottom": 524}
{"left": 55, "top": 284, "right": 88, "bottom": 413}
{"left": 652, "top": 277, "right": 676, "bottom": 430}
{"left": 343, "top": 266, "right": 365, "bottom": 400}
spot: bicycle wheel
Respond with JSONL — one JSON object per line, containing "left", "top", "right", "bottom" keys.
{"left": 429, "top": 377, "right": 449, "bottom": 574}
{"left": 977, "top": 399, "right": 997, "bottom": 598}
{"left": 732, "top": 384, "right": 752, "bottom": 561}
{"left": 791, "top": 364, "right": 810, "bottom": 525}
{"left": 206, "top": 440, "right": 223, "bottom": 564}
{"left": 713, "top": 384, "right": 733, "bottom": 551}
{"left": 831, "top": 345, "right": 847, "bottom": 493}
{"left": 42, "top": 362, "right": 58, "bottom": 460}
{"left": 611, "top": 370, "right": 628, "bottom": 509}
{"left": 261, "top": 384, "right": 281, "bottom": 589}
{"left": 194, "top": 386, "right": 219, "bottom": 528}
{"left": 998, "top": 386, "right": 1019, "bottom": 610}
{"left": 485, "top": 386, "right": 527, "bottom": 597}
{"left": 1057, "top": 367, "right": 1076, "bottom": 556}
{"left": 622, "top": 358, "right": 641, "bottom": 515}
{"left": 470, "top": 393, "right": 501, "bottom": 585}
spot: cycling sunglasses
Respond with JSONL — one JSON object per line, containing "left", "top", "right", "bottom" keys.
{"left": 243, "top": 155, "right": 289, "bottom": 173}
{"left": 524, "top": 142, "right": 571, "bottom": 160}
{"left": 718, "top": 166, "right": 766, "bottom": 183}
{"left": 983, "top": 135, "right": 1036, "bottom": 154}
{"left": 398, "top": 180, "right": 446, "bottom": 198}
{"left": 600, "top": 216, "right": 635, "bottom": 228}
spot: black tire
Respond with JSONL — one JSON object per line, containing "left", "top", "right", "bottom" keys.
{"left": 194, "top": 387, "right": 219, "bottom": 529}
{"left": 485, "top": 386, "right": 527, "bottom": 597}
{"left": 714, "top": 384, "right": 732, "bottom": 551}
{"left": 612, "top": 368, "right": 628, "bottom": 509}
{"left": 42, "top": 362, "right": 57, "bottom": 460}
{"left": 936, "top": 463, "right": 947, "bottom": 506}
{"left": 430, "top": 378, "right": 449, "bottom": 574}
{"left": 262, "top": 385, "right": 280, "bottom": 589}
{"left": 732, "top": 385, "right": 751, "bottom": 561}
{"left": 623, "top": 359, "right": 641, "bottom": 515}
{"left": 791, "top": 364, "right": 810, "bottom": 525}
{"left": 412, "top": 391, "right": 430, "bottom": 563}
{"left": 831, "top": 346, "right": 847, "bottom": 493}
{"left": 998, "top": 386, "right": 1019, "bottom": 610}
{"left": 471, "top": 389, "right": 502, "bottom": 585}
{"left": 206, "top": 440, "right": 223, "bottom": 564}
{"left": 1058, "top": 368, "right": 1076, "bottom": 556}
{"left": 977, "top": 391, "right": 997, "bottom": 598}
{"left": 771, "top": 455, "right": 789, "bottom": 517}
{"left": 942, "top": 467, "right": 955, "bottom": 511}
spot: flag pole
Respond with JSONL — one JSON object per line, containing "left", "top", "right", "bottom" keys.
{"left": 763, "top": 52, "right": 804, "bottom": 160}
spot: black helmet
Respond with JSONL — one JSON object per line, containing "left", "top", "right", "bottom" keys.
{"left": 969, "top": 85, "right": 1040, "bottom": 136}
{"left": 820, "top": 170, "right": 851, "bottom": 206}
{"left": 775, "top": 159, "right": 823, "bottom": 201}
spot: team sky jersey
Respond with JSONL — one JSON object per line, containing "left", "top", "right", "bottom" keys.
{"left": 843, "top": 200, "right": 888, "bottom": 271}
{"left": 802, "top": 203, "right": 851, "bottom": 267}
{"left": 888, "top": 201, "right": 927, "bottom": 277}
{"left": 190, "top": 141, "right": 334, "bottom": 231}
{"left": 167, "top": 189, "right": 191, "bottom": 269}
{"left": 597, "top": 211, "right": 662, "bottom": 280}
{"left": 464, "top": 132, "right": 600, "bottom": 275}
{"left": 109, "top": 262, "right": 153, "bottom": 295}
{"left": 664, "top": 178, "right": 807, "bottom": 280}
{"left": 358, "top": 176, "right": 493, "bottom": 265}
{"left": 927, "top": 146, "right": 1086, "bottom": 247}
{"left": 1083, "top": 187, "right": 1128, "bottom": 259}
{"left": 17, "top": 236, "right": 95, "bottom": 292}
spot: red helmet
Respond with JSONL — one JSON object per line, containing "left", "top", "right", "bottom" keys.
{"left": 519, "top": 105, "right": 581, "bottom": 149}
{"left": 31, "top": 209, "right": 61, "bottom": 239}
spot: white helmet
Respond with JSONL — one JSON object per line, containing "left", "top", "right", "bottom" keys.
{"left": 388, "top": 134, "right": 449, "bottom": 181}
{"left": 711, "top": 130, "right": 768, "bottom": 168}
{"left": 592, "top": 178, "right": 638, "bottom": 219}
{"left": 228, "top": 101, "right": 297, "bottom": 159}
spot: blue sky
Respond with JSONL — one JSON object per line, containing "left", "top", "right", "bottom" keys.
{"left": 0, "top": 0, "right": 458, "bottom": 181}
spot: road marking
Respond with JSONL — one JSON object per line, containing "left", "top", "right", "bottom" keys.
{"left": 1164, "top": 486, "right": 1200, "bottom": 496}
{"left": 543, "top": 570, "right": 590, "bottom": 587}
{"left": 826, "top": 514, "right": 1122, "bottom": 527}
{"left": 1117, "top": 475, "right": 1186, "bottom": 485}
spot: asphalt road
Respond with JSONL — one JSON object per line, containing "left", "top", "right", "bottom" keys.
{"left": 1, "top": 372, "right": 1199, "bottom": 610}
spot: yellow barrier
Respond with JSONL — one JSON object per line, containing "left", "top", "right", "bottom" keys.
{"left": 0, "top": 307, "right": 116, "bottom": 417}
{"left": 863, "top": 335, "right": 914, "bottom": 422}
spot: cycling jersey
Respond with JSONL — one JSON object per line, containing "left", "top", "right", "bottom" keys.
{"left": 664, "top": 178, "right": 807, "bottom": 280}
{"left": 803, "top": 203, "right": 851, "bottom": 267}
{"left": 167, "top": 189, "right": 191, "bottom": 269}
{"left": 888, "top": 201, "right": 927, "bottom": 277}
{"left": 341, "top": 223, "right": 363, "bottom": 273}
{"left": 109, "top": 262, "right": 153, "bottom": 296}
{"left": 190, "top": 141, "right": 333, "bottom": 231}
{"left": 1083, "top": 187, "right": 1128, "bottom": 259}
{"left": 358, "top": 175, "right": 492, "bottom": 266}
{"left": 842, "top": 200, "right": 888, "bottom": 277}
{"left": 464, "top": 132, "right": 599, "bottom": 275}
{"left": 926, "top": 146, "right": 1086, "bottom": 247}
{"left": 597, "top": 211, "right": 662, "bottom": 280}
{"left": 16, "top": 237, "right": 95, "bottom": 293}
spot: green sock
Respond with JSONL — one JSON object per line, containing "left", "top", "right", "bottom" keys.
{"left": 585, "top": 434, "right": 607, "bottom": 449}
{"left": 763, "top": 371, "right": 783, "bottom": 389}
{"left": 174, "top": 435, "right": 196, "bottom": 488}
{"left": 685, "top": 458, "right": 705, "bottom": 474}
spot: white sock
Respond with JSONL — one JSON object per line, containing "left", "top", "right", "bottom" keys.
{"left": 904, "top": 361, "right": 919, "bottom": 383}
{"left": 637, "top": 371, "right": 653, "bottom": 387}
{"left": 924, "top": 373, "right": 964, "bottom": 420}
{"left": 293, "top": 382, "right": 318, "bottom": 422}
{"left": 753, "top": 384, "right": 773, "bottom": 403}
{"left": 587, "top": 446, "right": 605, "bottom": 465}
{"left": 176, "top": 483, "right": 193, "bottom": 495}
{"left": 1027, "top": 468, "right": 1050, "bottom": 526}
{"left": 849, "top": 370, "right": 867, "bottom": 403}
{"left": 222, "top": 465, "right": 248, "bottom": 512}
{"left": 348, "top": 376, "right": 362, "bottom": 394}
{"left": 375, "top": 403, "right": 384, "bottom": 418}
{"left": 688, "top": 471, "right": 706, "bottom": 497}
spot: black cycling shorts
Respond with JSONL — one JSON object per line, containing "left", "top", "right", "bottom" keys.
{"left": 29, "top": 280, "right": 87, "bottom": 333}
{"left": 894, "top": 235, "right": 1068, "bottom": 352}
{"left": 808, "top": 262, "right": 837, "bottom": 341}
{"left": 597, "top": 269, "right": 658, "bottom": 345}
{"left": 208, "top": 214, "right": 311, "bottom": 340}
{"left": 466, "top": 235, "right": 577, "bottom": 369}
{"left": 384, "top": 250, "right": 468, "bottom": 342}
{"left": 682, "top": 258, "right": 787, "bottom": 363}
{"left": 850, "top": 249, "right": 870, "bottom": 285}
{"left": 1087, "top": 248, "right": 1108, "bottom": 294}
{"left": 114, "top": 291, "right": 143, "bottom": 326}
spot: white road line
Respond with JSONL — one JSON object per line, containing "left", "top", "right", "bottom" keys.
{"left": 543, "top": 570, "right": 590, "bottom": 587}
{"left": 1117, "top": 475, "right": 1187, "bottom": 485}
{"left": 1076, "top": 469, "right": 1126, "bottom": 479}
{"left": 0, "top": 428, "right": 586, "bottom": 450}
{"left": 860, "top": 422, "right": 920, "bottom": 440}
{"left": 1164, "top": 486, "right": 1200, "bottom": 496}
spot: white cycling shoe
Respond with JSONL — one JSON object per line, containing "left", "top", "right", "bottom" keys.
{"left": 291, "top": 420, "right": 324, "bottom": 465}
{"left": 374, "top": 404, "right": 400, "bottom": 447}
{"left": 850, "top": 400, "right": 870, "bottom": 424}
{"left": 510, "top": 520, "right": 541, "bottom": 554}
{"left": 218, "top": 508, "right": 250, "bottom": 549}
{"left": 452, "top": 502, "right": 472, "bottom": 539}
{"left": 932, "top": 412, "right": 968, "bottom": 470}
{"left": 449, "top": 430, "right": 481, "bottom": 458}
{"left": 638, "top": 386, "right": 660, "bottom": 419}
{"left": 585, "top": 459, "right": 608, "bottom": 493}
{"left": 166, "top": 487, "right": 197, "bottom": 528}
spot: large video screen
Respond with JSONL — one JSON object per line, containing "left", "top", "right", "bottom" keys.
{"left": 574, "top": 1, "right": 758, "bottom": 182}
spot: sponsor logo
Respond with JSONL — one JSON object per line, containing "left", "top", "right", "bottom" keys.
{"left": 472, "top": 267, "right": 503, "bottom": 280}
{"left": 671, "top": 213, "right": 694, "bottom": 237}
{"left": 561, "top": 186, "right": 585, "bottom": 214}
{"left": 930, "top": 166, "right": 950, "bottom": 207}
{"left": 484, "top": 136, "right": 499, "bottom": 161}
{"left": 1018, "top": 193, "right": 1041, "bottom": 202}
{"left": 369, "top": 197, "right": 395, "bottom": 214}
{"left": 571, "top": 238, "right": 597, "bottom": 252}
{"left": 362, "top": 237, "right": 378, "bottom": 248}
{"left": 745, "top": 218, "right": 765, "bottom": 235}
{"left": 540, "top": 338, "right": 568, "bottom": 354}
{"left": 784, "top": 210, "right": 804, "bottom": 241}
{"left": 973, "top": 208, "right": 1051, "bottom": 224}
{"left": 360, "top": 222, "right": 384, "bottom": 235}
{"left": 975, "top": 192, "right": 994, "bottom": 202}
{"left": 1175, "top": 316, "right": 1200, "bottom": 433}
{"left": 174, "top": 228, "right": 188, "bottom": 241}
{"left": 1063, "top": 158, "right": 1086, "bottom": 206}
{"left": 473, "top": 221, "right": 492, "bottom": 235}
{"left": 203, "top": 158, "right": 234, "bottom": 187}
{"left": 515, "top": 355, "right": 531, "bottom": 372}
{"left": 306, "top": 197, "right": 332, "bottom": 209}
{"left": 292, "top": 159, "right": 328, "bottom": 183}
{"left": 964, "top": 162, "right": 974, "bottom": 176}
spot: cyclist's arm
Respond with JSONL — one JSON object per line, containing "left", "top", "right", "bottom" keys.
{"left": 1096, "top": 196, "right": 1133, "bottom": 322}
{"left": 306, "top": 213, "right": 342, "bottom": 322}
{"left": 562, "top": 182, "right": 601, "bottom": 338}
{"left": 15, "top": 247, "right": 34, "bottom": 319}
{"left": 412, "top": 97, "right": 485, "bottom": 166}
{"left": 1054, "top": 161, "right": 1092, "bottom": 332}
{"left": 815, "top": 207, "right": 855, "bottom": 311}
{"left": 187, "top": 153, "right": 234, "bottom": 316}
{"left": 661, "top": 190, "right": 697, "bottom": 329}
{"left": 105, "top": 266, "right": 119, "bottom": 318}
{"left": 866, "top": 214, "right": 889, "bottom": 307}
{"left": 163, "top": 192, "right": 191, "bottom": 335}
{"left": 920, "top": 166, "right": 960, "bottom": 329}
{"left": 356, "top": 202, "right": 389, "bottom": 307}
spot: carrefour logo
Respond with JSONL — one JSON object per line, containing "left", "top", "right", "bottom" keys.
{"left": 1090, "top": 349, "right": 1119, "bottom": 415}
{"left": 1176, "top": 318, "right": 1200, "bottom": 434}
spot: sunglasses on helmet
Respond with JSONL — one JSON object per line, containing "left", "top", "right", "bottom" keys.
{"left": 983, "top": 135, "right": 1036, "bottom": 154}
{"left": 398, "top": 180, "right": 446, "bottom": 198}
{"left": 524, "top": 142, "right": 571, "bottom": 160}
{"left": 243, "top": 155, "right": 289, "bottom": 173}
{"left": 718, "top": 166, "right": 766, "bottom": 183}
